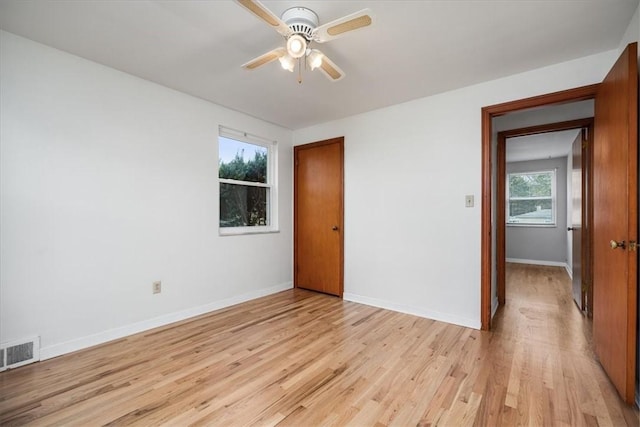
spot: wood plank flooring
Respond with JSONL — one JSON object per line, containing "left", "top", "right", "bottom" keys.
{"left": 1, "top": 263, "right": 638, "bottom": 426}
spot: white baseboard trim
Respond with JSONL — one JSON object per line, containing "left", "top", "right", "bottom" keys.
{"left": 40, "top": 282, "right": 293, "bottom": 361}
{"left": 565, "top": 264, "right": 573, "bottom": 279}
{"left": 491, "top": 296, "right": 499, "bottom": 319}
{"left": 506, "top": 258, "right": 567, "bottom": 268}
{"left": 343, "top": 292, "right": 480, "bottom": 330}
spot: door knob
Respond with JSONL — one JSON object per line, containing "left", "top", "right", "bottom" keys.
{"left": 567, "top": 227, "right": 574, "bottom": 231}
{"left": 332, "top": 226, "right": 339, "bottom": 231}
{"left": 610, "top": 240, "right": 626, "bottom": 250}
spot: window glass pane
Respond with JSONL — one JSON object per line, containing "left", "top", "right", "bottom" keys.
{"left": 508, "top": 199, "right": 553, "bottom": 224}
{"left": 509, "top": 172, "right": 552, "bottom": 198}
{"left": 220, "top": 183, "right": 268, "bottom": 227}
{"left": 219, "top": 137, "right": 267, "bottom": 183}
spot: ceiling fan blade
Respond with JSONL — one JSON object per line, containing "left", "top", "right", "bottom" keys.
{"left": 312, "top": 9, "right": 374, "bottom": 43}
{"left": 235, "top": 0, "right": 291, "bottom": 37}
{"left": 316, "top": 52, "right": 345, "bottom": 82}
{"left": 242, "top": 48, "right": 286, "bottom": 70}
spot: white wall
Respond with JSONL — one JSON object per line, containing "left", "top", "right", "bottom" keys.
{"left": 0, "top": 31, "right": 294, "bottom": 359}
{"left": 619, "top": 2, "right": 640, "bottom": 53}
{"left": 293, "top": 49, "right": 619, "bottom": 329}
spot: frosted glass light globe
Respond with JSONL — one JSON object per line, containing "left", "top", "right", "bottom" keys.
{"left": 286, "top": 35, "right": 307, "bottom": 59}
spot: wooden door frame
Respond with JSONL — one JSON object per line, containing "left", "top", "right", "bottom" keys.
{"left": 293, "top": 137, "right": 345, "bottom": 297}
{"left": 580, "top": 126, "right": 595, "bottom": 317}
{"left": 481, "top": 84, "right": 599, "bottom": 330}
{"left": 496, "top": 118, "right": 594, "bottom": 306}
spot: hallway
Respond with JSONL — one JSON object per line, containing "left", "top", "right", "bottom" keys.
{"left": 484, "top": 263, "right": 638, "bottom": 425}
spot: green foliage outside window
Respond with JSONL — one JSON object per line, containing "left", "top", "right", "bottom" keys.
{"left": 508, "top": 173, "right": 551, "bottom": 198}
{"left": 507, "top": 171, "right": 555, "bottom": 224}
{"left": 219, "top": 149, "right": 269, "bottom": 227}
{"left": 219, "top": 151, "right": 267, "bottom": 183}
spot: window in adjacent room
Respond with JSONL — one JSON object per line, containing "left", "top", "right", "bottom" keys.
{"left": 218, "top": 126, "right": 277, "bottom": 234}
{"left": 507, "top": 169, "right": 556, "bottom": 226}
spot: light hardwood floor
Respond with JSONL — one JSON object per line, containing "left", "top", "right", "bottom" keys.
{"left": 1, "top": 263, "right": 638, "bottom": 426}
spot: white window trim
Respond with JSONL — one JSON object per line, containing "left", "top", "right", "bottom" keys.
{"left": 506, "top": 169, "right": 557, "bottom": 227}
{"left": 218, "top": 126, "right": 278, "bottom": 236}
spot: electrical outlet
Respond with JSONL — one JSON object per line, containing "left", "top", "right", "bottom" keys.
{"left": 152, "top": 281, "right": 161, "bottom": 294}
{"left": 465, "top": 195, "right": 474, "bottom": 207}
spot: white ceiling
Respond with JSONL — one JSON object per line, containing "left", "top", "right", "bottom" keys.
{"left": 0, "top": 1, "right": 637, "bottom": 130}
{"left": 496, "top": 99, "right": 593, "bottom": 162}
{"left": 507, "top": 129, "right": 581, "bottom": 163}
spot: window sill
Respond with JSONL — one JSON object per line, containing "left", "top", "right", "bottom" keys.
{"left": 219, "top": 227, "right": 280, "bottom": 236}
{"left": 506, "top": 223, "right": 557, "bottom": 228}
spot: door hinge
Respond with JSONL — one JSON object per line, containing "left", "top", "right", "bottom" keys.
{"left": 629, "top": 240, "right": 637, "bottom": 252}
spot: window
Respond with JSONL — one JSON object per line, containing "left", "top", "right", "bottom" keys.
{"left": 218, "top": 126, "right": 277, "bottom": 234}
{"left": 507, "top": 170, "right": 556, "bottom": 226}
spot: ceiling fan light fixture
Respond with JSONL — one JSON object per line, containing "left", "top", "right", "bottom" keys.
{"left": 278, "top": 54, "right": 295, "bottom": 72}
{"left": 236, "top": 1, "right": 375, "bottom": 83}
{"left": 307, "top": 49, "right": 323, "bottom": 70}
{"left": 286, "top": 34, "right": 307, "bottom": 58}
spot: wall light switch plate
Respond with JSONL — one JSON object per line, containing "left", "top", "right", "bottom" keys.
{"left": 465, "top": 195, "right": 474, "bottom": 207}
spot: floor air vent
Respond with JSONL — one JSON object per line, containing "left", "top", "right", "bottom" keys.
{"left": 0, "top": 336, "right": 40, "bottom": 371}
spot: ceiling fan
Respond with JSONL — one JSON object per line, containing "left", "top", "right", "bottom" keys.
{"left": 235, "top": 0, "right": 374, "bottom": 82}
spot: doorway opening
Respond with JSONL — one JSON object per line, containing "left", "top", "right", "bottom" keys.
{"left": 497, "top": 116, "right": 594, "bottom": 313}
{"left": 480, "top": 85, "right": 598, "bottom": 331}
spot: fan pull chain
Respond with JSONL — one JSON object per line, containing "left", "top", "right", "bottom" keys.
{"left": 298, "top": 58, "right": 302, "bottom": 84}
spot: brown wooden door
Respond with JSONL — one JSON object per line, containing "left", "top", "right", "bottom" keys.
{"left": 583, "top": 126, "right": 594, "bottom": 317}
{"left": 592, "top": 42, "right": 637, "bottom": 404}
{"left": 570, "top": 131, "right": 583, "bottom": 310}
{"left": 294, "top": 137, "right": 344, "bottom": 297}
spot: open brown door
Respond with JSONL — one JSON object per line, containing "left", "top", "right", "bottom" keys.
{"left": 583, "top": 126, "right": 594, "bottom": 317}
{"left": 294, "top": 137, "right": 344, "bottom": 297}
{"left": 592, "top": 42, "right": 638, "bottom": 404}
{"left": 570, "top": 130, "right": 584, "bottom": 310}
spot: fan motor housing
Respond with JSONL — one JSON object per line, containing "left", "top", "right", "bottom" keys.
{"left": 281, "top": 7, "right": 318, "bottom": 40}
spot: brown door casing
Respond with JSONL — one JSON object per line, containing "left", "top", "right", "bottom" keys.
{"left": 294, "top": 137, "right": 344, "bottom": 297}
{"left": 482, "top": 85, "right": 598, "bottom": 331}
